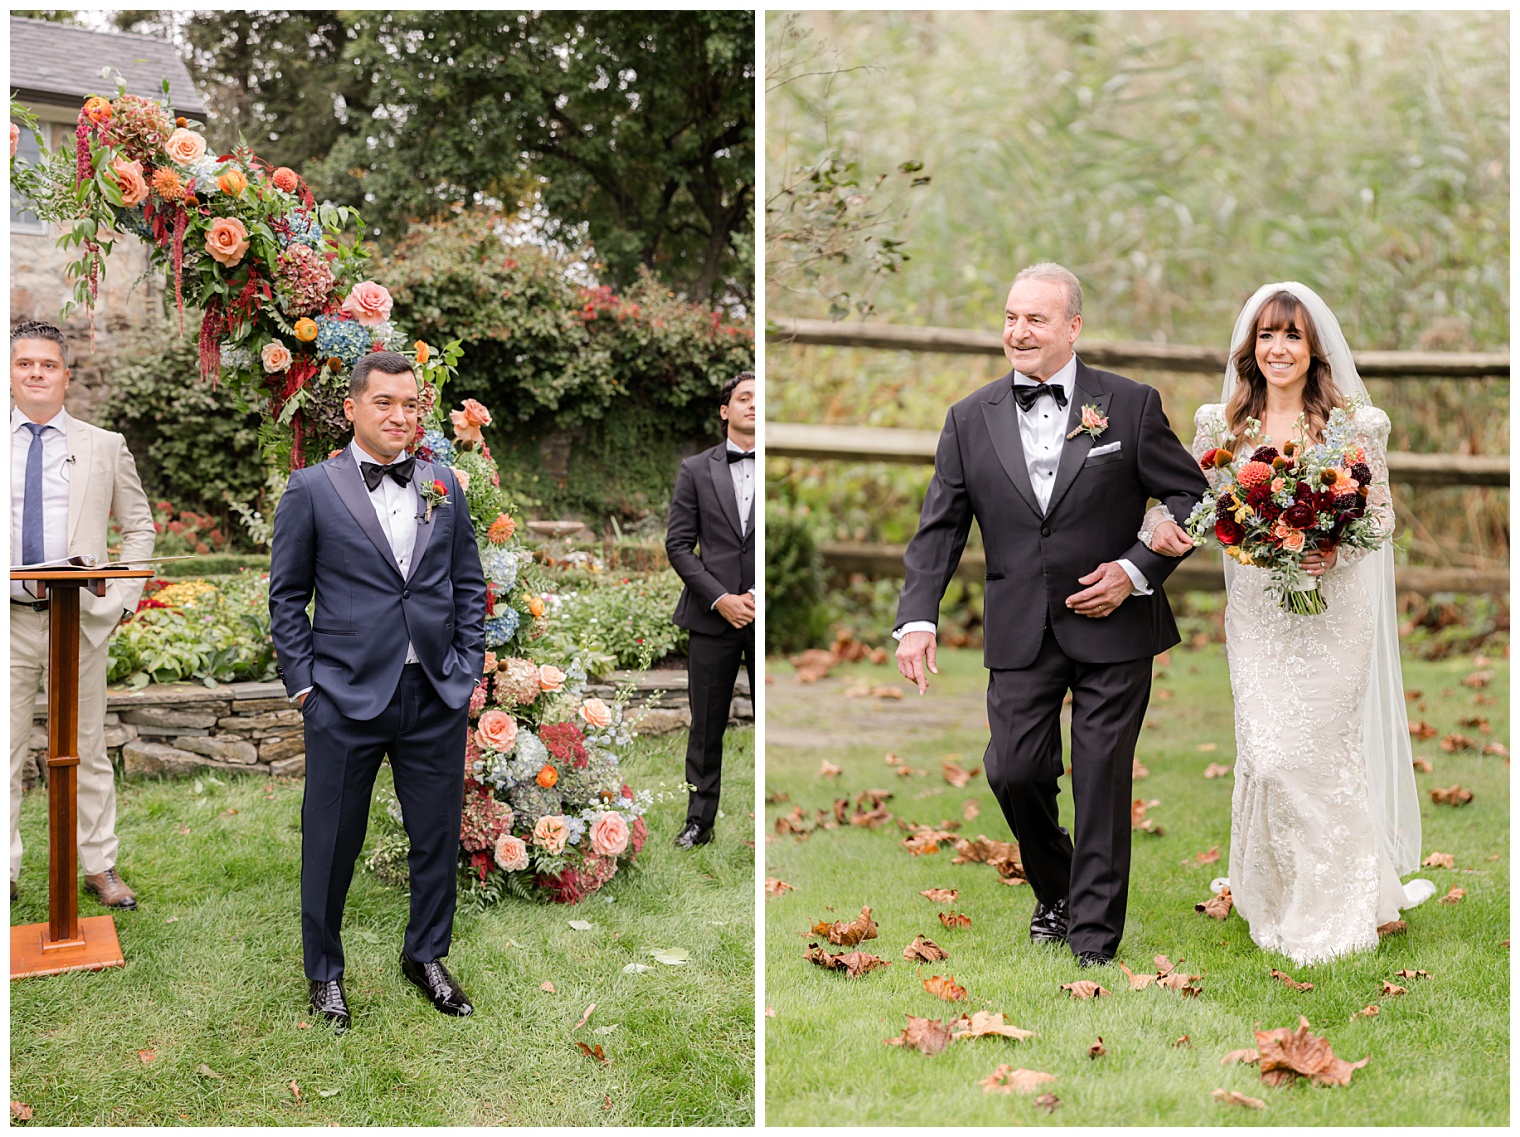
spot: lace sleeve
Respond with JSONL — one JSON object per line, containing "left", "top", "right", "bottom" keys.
{"left": 1336, "top": 405, "right": 1395, "bottom": 569}
{"left": 1138, "top": 503, "right": 1174, "bottom": 548}
{"left": 1191, "top": 403, "right": 1233, "bottom": 491}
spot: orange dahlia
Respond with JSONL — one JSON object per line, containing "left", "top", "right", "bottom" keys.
{"left": 487, "top": 513, "right": 516, "bottom": 544}
{"left": 1237, "top": 460, "right": 1274, "bottom": 489}
{"left": 272, "top": 166, "right": 299, "bottom": 193}
{"left": 151, "top": 166, "right": 184, "bottom": 200}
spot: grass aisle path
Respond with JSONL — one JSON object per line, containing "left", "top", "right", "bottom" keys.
{"left": 12, "top": 730, "right": 755, "bottom": 1126}
{"left": 764, "top": 646, "right": 1508, "bottom": 1126}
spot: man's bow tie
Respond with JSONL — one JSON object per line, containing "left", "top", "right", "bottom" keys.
{"left": 727, "top": 449, "right": 755, "bottom": 463}
{"left": 1013, "top": 382, "right": 1068, "bottom": 412}
{"left": 361, "top": 455, "right": 416, "bottom": 492}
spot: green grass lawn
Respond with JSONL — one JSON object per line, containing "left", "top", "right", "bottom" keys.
{"left": 764, "top": 644, "right": 1508, "bottom": 1125}
{"left": 12, "top": 729, "right": 755, "bottom": 1126}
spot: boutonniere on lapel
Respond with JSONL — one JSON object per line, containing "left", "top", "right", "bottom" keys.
{"left": 419, "top": 478, "right": 451, "bottom": 523}
{"left": 1066, "top": 403, "right": 1109, "bottom": 441}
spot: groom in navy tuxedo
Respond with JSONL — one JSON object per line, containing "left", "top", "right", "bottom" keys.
{"left": 270, "top": 350, "right": 486, "bottom": 1032}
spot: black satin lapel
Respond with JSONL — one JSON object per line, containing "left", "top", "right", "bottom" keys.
{"left": 709, "top": 447, "right": 744, "bottom": 540}
{"left": 981, "top": 392, "right": 1042, "bottom": 519}
{"left": 407, "top": 459, "right": 438, "bottom": 579}
{"left": 1045, "top": 370, "right": 1113, "bottom": 518}
{"left": 324, "top": 453, "right": 404, "bottom": 579}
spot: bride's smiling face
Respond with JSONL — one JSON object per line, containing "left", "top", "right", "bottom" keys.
{"left": 1254, "top": 320, "right": 1311, "bottom": 392}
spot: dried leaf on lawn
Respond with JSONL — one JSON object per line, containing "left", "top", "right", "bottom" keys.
{"left": 979, "top": 1065, "right": 1057, "bottom": 1094}
{"left": 195, "top": 1064, "right": 224, "bottom": 1079}
{"left": 819, "top": 760, "right": 842, "bottom": 778}
{"left": 1355, "top": 1005, "right": 1379, "bottom": 1019}
{"left": 10, "top": 1102, "right": 33, "bottom": 1122}
{"left": 1203, "top": 763, "right": 1232, "bottom": 778}
{"left": 289, "top": 1080, "right": 302, "bottom": 1105}
{"left": 857, "top": 788, "right": 894, "bottom": 808}
{"left": 872, "top": 685, "right": 904, "bottom": 700}
{"left": 1131, "top": 798, "right": 1164, "bottom": 834}
{"left": 1196, "top": 884, "right": 1233, "bottom": 920}
{"left": 1408, "top": 719, "right": 1439, "bottom": 739}
{"left": 938, "top": 911, "right": 972, "bottom": 930}
{"left": 764, "top": 791, "right": 790, "bottom": 804}
{"left": 1154, "top": 954, "right": 1180, "bottom": 976}
{"left": 1270, "top": 968, "right": 1313, "bottom": 992}
{"left": 1060, "top": 980, "right": 1110, "bottom": 1000}
{"left": 1221, "top": 1048, "right": 1260, "bottom": 1065}
{"left": 775, "top": 806, "right": 816, "bottom": 836}
{"left": 138, "top": 1049, "right": 156, "bottom": 1063}
{"left": 1393, "top": 969, "right": 1429, "bottom": 980}
{"left": 1439, "top": 887, "right": 1466, "bottom": 904}
{"left": 765, "top": 877, "right": 796, "bottom": 899}
{"left": 920, "top": 888, "right": 959, "bottom": 904}
{"left": 541, "top": 981, "right": 557, "bottom": 993}
{"left": 791, "top": 649, "right": 834, "bottom": 683}
{"left": 1088, "top": 1036, "right": 1107, "bottom": 1059}
{"left": 950, "top": 835, "right": 1025, "bottom": 880}
{"left": 1196, "top": 845, "right": 1221, "bottom": 864}
{"left": 1254, "top": 1015, "right": 1369, "bottom": 1087}
{"left": 1421, "top": 852, "right": 1455, "bottom": 869}
{"left": 850, "top": 805, "right": 894, "bottom": 828}
{"left": 832, "top": 798, "right": 850, "bottom": 824}
{"left": 572, "top": 1003, "right": 595, "bottom": 1030}
{"left": 1380, "top": 981, "right": 1408, "bottom": 997}
{"left": 952, "top": 1011, "right": 1035, "bottom": 1041}
{"left": 963, "top": 799, "right": 980, "bottom": 821}
{"left": 884, "top": 752, "right": 904, "bottom": 766}
{"left": 904, "top": 934, "right": 950, "bottom": 962}
{"left": 1117, "top": 961, "right": 1155, "bottom": 990}
{"left": 1458, "top": 714, "right": 1492, "bottom": 733}
{"left": 1034, "top": 1093, "right": 1062, "bottom": 1113}
{"left": 901, "top": 826, "right": 955, "bottom": 855}
{"left": 822, "top": 905, "right": 879, "bottom": 946}
{"left": 923, "top": 973, "right": 968, "bottom": 1001}
{"left": 1412, "top": 757, "right": 1434, "bottom": 772}
{"left": 804, "top": 942, "right": 890, "bottom": 977}
{"left": 1377, "top": 920, "right": 1407, "bottom": 937}
{"left": 1483, "top": 742, "right": 1508, "bottom": 757}
{"left": 1461, "top": 669, "right": 1493, "bottom": 688}
{"left": 941, "top": 758, "right": 980, "bottom": 787}
{"left": 575, "top": 1041, "right": 609, "bottom": 1064}
{"left": 1157, "top": 972, "right": 1201, "bottom": 992}
{"left": 1173, "top": 1035, "right": 1191, "bottom": 1048}
{"left": 1213, "top": 1088, "right": 1265, "bottom": 1109}
{"left": 1430, "top": 786, "right": 1474, "bottom": 808}
{"left": 883, "top": 1014, "right": 954, "bottom": 1055}
{"left": 1440, "top": 733, "right": 1477, "bottom": 753}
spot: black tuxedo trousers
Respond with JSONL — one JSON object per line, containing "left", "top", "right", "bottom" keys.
{"left": 985, "top": 619, "right": 1151, "bottom": 958}
{"left": 300, "top": 664, "right": 468, "bottom": 981}
{"left": 684, "top": 624, "right": 755, "bottom": 829}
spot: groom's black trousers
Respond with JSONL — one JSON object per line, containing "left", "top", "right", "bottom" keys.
{"left": 300, "top": 663, "right": 468, "bottom": 981}
{"left": 983, "top": 620, "right": 1152, "bottom": 958}
{"left": 684, "top": 624, "right": 755, "bottom": 830}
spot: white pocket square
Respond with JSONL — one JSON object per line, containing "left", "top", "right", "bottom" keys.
{"left": 1089, "top": 441, "right": 1122, "bottom": 456}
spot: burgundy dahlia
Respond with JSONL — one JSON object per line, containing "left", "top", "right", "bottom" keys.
{"left": 1250, "top": 446, "right": 1279, "bottom": 464}
{"left": 1350, "top": 461, "right": 1371, "bottom": 486}
{"left": 1283, "top": 502, "right": 1316, "bottom": 530}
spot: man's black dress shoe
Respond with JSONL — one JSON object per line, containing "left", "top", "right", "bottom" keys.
{"left": 308, "top": 978, "right": 351, "bottom": 1034}
{"left": 400, "top": 953, "right": 474, "bottom": 1016}
{"left": 674, "top": 821, "right": 713, "bottom": 849}
{"left": 1077, "top": 951, "right": 1112, "bottom": 968}
{"left": 1028, "top": 898, "right": 1069, "bottom": 945}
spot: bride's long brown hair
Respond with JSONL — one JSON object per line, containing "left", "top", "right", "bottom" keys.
{"left": 1226, "top": 290, "right": 1344, "bottom": 444}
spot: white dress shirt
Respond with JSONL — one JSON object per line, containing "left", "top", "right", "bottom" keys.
{"left": 11, "top": 406, "right": 70, "bottom": 601}
{"left": 894, "top": 355, "right": 1148, "bottom": 640}
{"left": 711, "top": 437, "right": 757, "bottom": 610}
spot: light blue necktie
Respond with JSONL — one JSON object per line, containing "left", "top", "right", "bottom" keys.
{"left": 22, "top": 422, "right": 48, "bottom": 565}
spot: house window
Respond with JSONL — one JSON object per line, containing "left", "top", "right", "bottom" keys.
{"left": 11, "top": 122, "right": 49, "bottom": 234}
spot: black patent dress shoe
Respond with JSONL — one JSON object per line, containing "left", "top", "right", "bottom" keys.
{"left": 673, "top": 821, "right": 713, "bottom": 849}
{"left": 308, "top": 978, "right": 351, "bottom": 1034}
{"left": 1028, "top": 898, "right": 1069, "bottom": 945}
{"left": 400, "top": 953, "right": 474, "bottom": 1016}
{"left": 1077, "top": 951, "right": 1112, "bottom": 968}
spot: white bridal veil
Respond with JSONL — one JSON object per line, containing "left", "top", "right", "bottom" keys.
{"left": 1219, "top": 281, "right": 1422, "bottom": 877}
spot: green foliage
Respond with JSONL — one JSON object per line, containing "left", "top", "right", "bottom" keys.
{"left": 763, "top": 503, "right": 829, "bottom": 655}
{"left": 94, "top": 336, "right": 269, "bottom": 547}
{"left": 108, "top": 572, "right": 277, "bottom": 686}
{"left": 539, "top": 571, "right": 688, "bottom": 677}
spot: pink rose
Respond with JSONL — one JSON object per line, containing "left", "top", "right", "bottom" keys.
{"left": 580, "top": 697, "right": 612, "bottom": 729}
{"left": 452, "top": 466, "right": 471, "bottom": 493}
{"left": 205, "top": 216, "right": 250, "bottom": 267}
{"left": 9, "top": 123, "right": 18, "bottom": 158}
{"left": 1080, "top": 405, "right": 1108, "bottom": 432}
{"left": 538, "top": 665, "right": 566, "bottom": 692}
{"left": 261, "top": 340, "right": 292, "bottom": 373}
{"left": 340, "top": 280, "right": 393, "bottom": 328}
{"left": 533, "top": 815, "right": 569, "bottom": 854}
{"left": 476, "top": 709, "right": 517, "bottom": 752}
{"left": 459, "top": 398, "right": 492, "bottom": 428}
{"left": 482, "top": 651, "right": 497, "bottom": 676}
{"left": 589, "top": 811, "right": 630, "bottom": 857}
{"left": 109, "top": 157, "right": 148, "bottom": 206}
{"left": 494, "top": 832, "right": 529, "bottom": 872}
{"left": 164, "top": 127, "right": 207, "bottom": 166}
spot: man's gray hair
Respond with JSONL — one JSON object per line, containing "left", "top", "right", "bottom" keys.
{"left": 10, "top": 320, "right": 69, "bottom": 367}
{"left": 1012, "top": 262, "right": 1083, "bottom": 321}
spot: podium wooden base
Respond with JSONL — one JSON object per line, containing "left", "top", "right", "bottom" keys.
{"left": 10, "top": 915, "right": 125, "bottom": 979}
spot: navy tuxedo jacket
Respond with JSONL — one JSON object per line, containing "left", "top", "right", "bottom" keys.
{"left": 895, "top": 358, "right": 1208, "bottom": 669}
{"left": 666, "top": 441, "right": 756, "bottom": 637}
{"left": 269, "top": 448, "right": 488, "bottom": 720}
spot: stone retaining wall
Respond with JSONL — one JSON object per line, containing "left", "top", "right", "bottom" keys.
{"left": 21, "top": 669, "right": 751, "bottom": 785}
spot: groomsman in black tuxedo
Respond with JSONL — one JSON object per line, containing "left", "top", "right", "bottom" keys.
{"left": 666, "top": 372, "right": 756, "bottom": 848}
{"left": 269, "top": 350, "right": 487, "bottom": 1032}
{"left": 894, "top": 265, "right": 1206, "bottom": 967}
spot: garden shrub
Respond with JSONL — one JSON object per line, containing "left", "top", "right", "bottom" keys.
{"left": 764, "top": 502, "right": 829, "bottom": 655}
{"left": 110, "top": 571, "right": 277, "bottom": 686}
{"left": 538, "top": 570, "right": 688, "bottom": 677}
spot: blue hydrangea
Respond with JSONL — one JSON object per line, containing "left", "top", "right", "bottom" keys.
{"left": 314, "top": 316, "right": 372, "bottom": 366}
{"left": 484, "top": 607, "right": 520, "bottom": 648}
{"left": 481, "top": 547, "right": 519, "bottom": 590}
{"left": 563, "top": 815, "right": 588, "bottom": 847}
{"left": 480, "top": 728, "right": 549, "bottom": 791}
{"left": 418, "top": 429, "right": 455, "bottom": 466}
{"left": 279, "top": 210, "right": 326, "bottom": 250}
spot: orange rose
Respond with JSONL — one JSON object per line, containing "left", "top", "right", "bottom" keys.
{"left": 476, "top": 709, "right": 518, "bottom": 752}
{"left": 204, "top": 216, "right": 250, "bottom": 267}
{"left": 580, "top": 697, "right": 612, "bottom": 729}
{"left": 217, "top": 168, "right": 247, "bottom": 197}
{"left": 537, "top": 665, "right": 565, "bottom": 692}
{"left": 450, "top": 408, "right": 484, "bottom": 446}
{"left": 415, "top": 340, "right": 431, "bottom": 365}
{"left": 536, "top": 764, "right": 559, "bottom": 789}
{"left": 164, "top": 127, "right": 207, "bottom": 166}
{"left": 532, "top": 815, "right": 568, "bottom": 854}
{"left": 261, "top": 341, "right": 292, "bottom": 373}
{"left": 1274, "top": 521, "right": 1306, "bottom": 553}
{"left": 108, "top": 157, "right": 148, "bottom": 206}
{"left": 528, "top": 595, "right": 544, "bottom": 618}
{"left": 459, "top": 398, "right": 492, "bottom": 428}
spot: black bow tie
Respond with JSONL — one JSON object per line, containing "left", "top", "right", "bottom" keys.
{"left": 727, "top": 449, "right": 755, "bottom": 463}
{"left": 1013, "top": 382, "right": 1068, "bottom": 413}
{"left": 360, "top": 455, "right": 415, "bottom": 492}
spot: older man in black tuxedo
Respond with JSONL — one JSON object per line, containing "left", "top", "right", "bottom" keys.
{"left": 895, "top": 264, "right": 1207, "bottom": 967}
{"left": 666, "top": 372, "right": 756, "bottom": 849}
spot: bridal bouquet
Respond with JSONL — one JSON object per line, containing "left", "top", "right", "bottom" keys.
{"left": 1184, "top": 403, "right": 1388, "bottom": 615}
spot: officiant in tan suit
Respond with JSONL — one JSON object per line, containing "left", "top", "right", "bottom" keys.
{"left": 10, "top": 320, "right": 155, "bottom": 908}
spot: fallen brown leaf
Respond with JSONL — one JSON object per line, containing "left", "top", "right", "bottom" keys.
{"left": 941, "top": 758, "right": 980, "bottom": 787}
{"left": 884, "top": 1014, "right": 954, "bottom": 1055}
{"left": 1154, "top": 954, "right": 1180, "bottom": 976}
{"left": 1060, "top": 980, "right": 1110, "bottom": 1000}
{"left": 1203, "top": 763, "right": 1233, "bottom": 778}
{"left": 804, "top": 943, "right": 890, "bottom": 977}
{"left": 920, "top": 888, "right": 959, "bottom": 904}
{"left": 856, "top": 788, "right": 893, "bottom": 808}
{"left": 1174, "top": 1035, "right": 1191, "bottom": 1048}
{"left": 1458, "top": 714, "right": 1492, "bottom": 733}
{"left": 1255, "top": 1015, "right": 1368, "bottom": 1087}
{"left": 775, "top": 806, "right": 816, "bottom": 836}
{"left": 1483, "top": 743, "right": 1508, "bottom": 757}
{"left": 764, "top": 791, "right": 790, "bottom": 804}
{"left": 541, "top": 981, "right": 556, "bottom": 993}
{"left": 1196, "top": 845, "right": 1221, "bottom": 865}
{"left": 195, "top": 1064, "right": 224, "bottom": 1079}
{"left": 1088, "top": 1036, "right": 1106, "bottom": 1059}
{"left": 1439, "top": 887, "right": 1466, "bottom": 904}
{"left": 1412, "top": 758, "right": 1434, "bottom": 772}
{"left": 1461, "top": 669, "right": 1493, "bottom": 688}
{"left": 950, "top": 835, "right": 1025, "bottom": 880}
{"left": 764, "top": 878, "right": 796, "bottom": 899}
{"left": 822, "top": 906, "right": 879, "bottom": 946}
{"left": 1440, "top": 733, "right": 1477, "bottom": 753}
{"left": 1377, "top": 920, "right": 1407, "bottom": 937}
{"left": 1196, "top": 884, "right": 1233, "bottom": 920}
{"left": 139, "top": 1049, "right": 156, "bottom": 1063}
{"left": 923, "top": 973, "right": 968, "bottom": 1002}
{"left": 938, "top": 911, "right": 972, "bottom": 930}
{"left": 1355, "top": 1005, "right": 1379, "bottom": 1019}
{"left": 849, "top": 805, "right": 894, "bottom": 828}
{"left": 1422, "top": 852, "right": 1455, "bottom": 869}
{"left": 819, "top": 760, "right": 842, "bottom": 778}
{"left": 962, "top": 800, "right": 980, "bottom": 821}
{"left": 1430, "top": 785, "right": 1474, "bottom": 806}
{"left": 575, "top": 1041, "right": 609, "bottom": 1064}
{"left": 871, "top": 685, "right": 904, "bottom": 700}
{"left": 951, "top": 1010, "right": 1035, "bottom": 1041}
{"left": 1131, "top": 798, "right": 1164, "bottom": 834}
{"left": 979, "top": 1064, "right": 1057, "bottom": 1094}
{"left": 1381, "top": 981, "right": 1408, "bottom": 997}
{"left": 764, "top": 1006, "right": 776, "bottom": 1017}
{"left": 1158, "top": 972, "right": 1202, "bottom": 993}
{"left": 572, "top": 1002, "right": 595, "bottom": 1031}
{"left": 1221, "top": 1048, "right": 1260, "bottom": 1065}
{"left": 1034, "top": 1092, "right": 1062, "bottom": 1113}
{"left": 1132, "top": 758, "right": 1150, "bottom": 779}
{"left": 901, "top": 825, "right": 956, "bottom": 855}
{"left": 1393, "top": 969, "right": 1429, "bottom": 980}
{"left": 884, "top": 752, "right": 903, "bottom": 766}
{"left": 1117, "top": 961, "right": 1156, "bottom": 990}
{"left": 1270, "top": 968, "right": 1313, "bottom": 992}
{"left": 1408, "top": 719, "right": 1439, "bottom": 740}
{"left": 10, "top": 1102, "right": 33, "bottom": 1122}
{"left": 903, "top": 934, "right": 950, "bottom": 962}
{"left": 289, "top": 1080, "right": 302, "bottom": 1105}
{"left": 832, "top": 798, "right": 850, "bottom": 824}
{"left": 1405, "top": 688, "right": 1423, "bottom": 700}
{"left": 1213, "top": 1088, "right": 1265, "bottom": 1110}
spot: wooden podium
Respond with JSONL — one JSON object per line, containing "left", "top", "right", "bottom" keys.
{"left": 10, "top": 566, "right": 152, "bottom": 979}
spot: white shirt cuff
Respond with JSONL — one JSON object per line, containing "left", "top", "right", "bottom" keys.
{"left": 1117, "top": 558, "right": 1152, "bottom": 596}
{"left": 290, "top": 686, "right": 313, "bottom": 704}
{"left": 893, "top": 620, "right": 937, "bottom": 641}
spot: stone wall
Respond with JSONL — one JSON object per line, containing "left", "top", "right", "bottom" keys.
{"left": 20, "top": 670, "right": 752, "bottom": 785}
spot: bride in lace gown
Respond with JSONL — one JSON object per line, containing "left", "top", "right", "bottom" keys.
{"left": 1144, "top": 282, "right": 1433, "bottom": 966}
